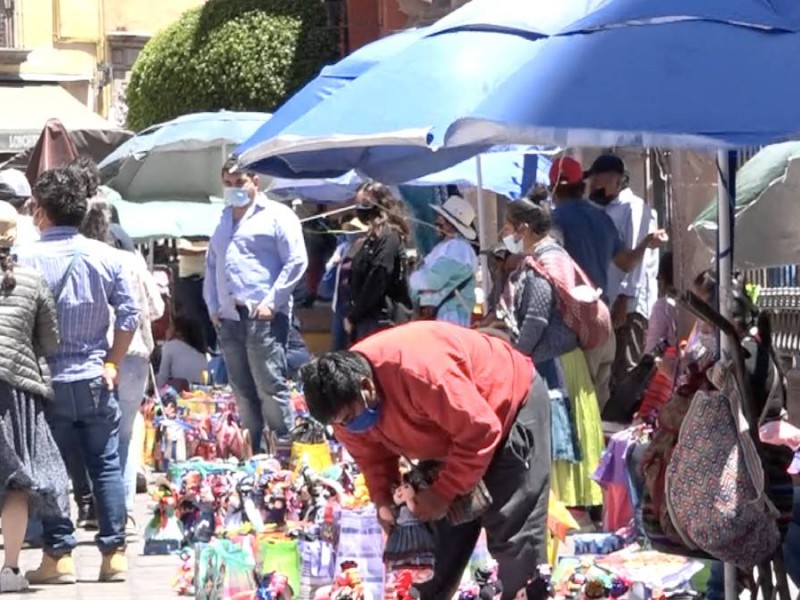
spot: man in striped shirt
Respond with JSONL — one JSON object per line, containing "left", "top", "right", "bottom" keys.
{"left": 17, "top": 167, "right": 140, "bottom": 585}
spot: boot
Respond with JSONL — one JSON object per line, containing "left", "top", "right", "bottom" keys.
{"left": 25, "top": 554, "right": 77, "bottom": 585}
{"left": 99, "top": 549, "right": 127, "bottom": 583}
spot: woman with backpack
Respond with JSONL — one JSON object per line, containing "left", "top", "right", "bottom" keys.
{"left": 498, "top": 198, "right": 606, "bottom": 513}
{"left": 345, "top": 182, "right": 413, "bottom": 343}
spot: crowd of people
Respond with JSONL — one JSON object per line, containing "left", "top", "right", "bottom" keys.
{"left": 0, "top": 148, "right": 767, "bottom": 599}
{"left": 298, "top": 154, "right": 672, "bottom": 598}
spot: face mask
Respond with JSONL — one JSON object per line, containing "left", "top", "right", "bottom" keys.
{"left": 224, "top": 187, "right": 251, "bottom": 208}
{"left": 345, "top": 393, "right": 381, "bottom": 433}
{"left": 589, "top": 188, "right": 613, "bottom": 206}
{"left": 502, "top": 234, "right": 523, "bottom": 254}
{"left": 355, "top": 206, "right": 378, "bottom": 223}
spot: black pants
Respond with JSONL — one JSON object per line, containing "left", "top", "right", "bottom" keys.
{"left": 417, "top": 373, "right": 551, "bottom": 600}
{"left": 610, "top": 312, "right": 648, "bottom": 397}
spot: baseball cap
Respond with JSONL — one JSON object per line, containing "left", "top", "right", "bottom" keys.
{"left": 548, "top": 157, "right": 584, "bottom": 187}
{"left": 0, "top": 169, "right": 31, "bottom": 201}
{"left": 0, "top": 200, "right": 18, "bottom": 248}
{"left": 584, "top": 154, "right": 625, "bottom": 178}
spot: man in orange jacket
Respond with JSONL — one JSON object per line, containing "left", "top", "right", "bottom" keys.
{"left": 299, "top": 322, "right": 551, "bottom": 600}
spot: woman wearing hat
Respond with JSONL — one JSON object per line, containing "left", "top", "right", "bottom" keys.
{"left": 409, "top": 195, "right": 478, "bottom": 327}
{"left": 0, "top": 201, "right": 69, "bottom": 592}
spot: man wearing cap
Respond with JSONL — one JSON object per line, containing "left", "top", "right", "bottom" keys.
{"left": 585, "top": 154, "right": 660, "bottom": 396}
{"left": 547, "top": 156, "right": 666, "bottom": 407}
{"left": 0, "top": 168, "right": 38, "bottom": 247}
{"left": 409, "top": 195, "right": 478, "bottom": 327}
{"left": 204, "top": 157, "right": 308, "bottom": 450}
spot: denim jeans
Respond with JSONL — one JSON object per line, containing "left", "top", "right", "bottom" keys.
{"left": 117, "top": 355, "right": 149, "bottom": 513}
{"left": 706, "top": 487, "right": 800, "bottom": 600}
{"left": 218, "top": 311, "right": 293, "bottom": 450}
{"left": 43, "top": 377, "right": 126, "bottom": 555}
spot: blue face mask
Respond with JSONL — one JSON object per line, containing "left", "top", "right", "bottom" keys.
{"left": 224, "top": 186, "right": 251, "bottom": 208}
{"left": 345, "top": 395, "right": 381, "bottom": 433}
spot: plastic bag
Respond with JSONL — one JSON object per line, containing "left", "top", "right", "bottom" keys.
{"left": 256, "top": 535, "right": 301, "bottom": 596}
{"left": 336, "top": 506, "right": 385, "bottom": 600}
{"left": 291, "top": 442, "right": 333, "bottom": 474}
{"left": 195, "top": 537, "right": 256, "bottom": 600}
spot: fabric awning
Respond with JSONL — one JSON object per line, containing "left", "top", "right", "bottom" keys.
{"left": 0, "top": 83, "right": 120, "bottom": 153}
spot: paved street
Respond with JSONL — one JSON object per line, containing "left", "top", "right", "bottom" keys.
{"left": 4, "top": 492, "right": 175, "bottom": 600}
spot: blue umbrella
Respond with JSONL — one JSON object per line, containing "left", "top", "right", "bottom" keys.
{"left": 444, "top": 16, "right": 800, "bottom": 150}
{"left": 236, "top": 0, "right": 800, "bottom": 183}
{"left": 268, "top": 147, "right": 552, "bottom": 202}
{"left": 100, "top": 111, "right": 270, "bottom": 201}
{"left": 234, "top": 0, "right": 606, "bottom": 182}
{"left": 241, "top": 27, "right": 429, "bottom": 167}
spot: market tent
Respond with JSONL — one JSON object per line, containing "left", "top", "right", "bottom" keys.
{"left": 691, "top": 142, "right": 800, "bottom": 269}
{"left": 0, "top": 83, "right": 121, "bottom": 154}
{"left": 100, "top": 186, "right": 224, "bottom": 242}
{"left": 100, "top": 111, "right": 270, "bottom": 201}
{"left": 0, "top": 129, "right": 132, "bottom": 172}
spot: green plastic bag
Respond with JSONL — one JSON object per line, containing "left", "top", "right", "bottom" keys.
{"left": 256, "top": 536, "right": 301, "bottom": 597}
{"left": 195, "top": 537, "right": 256, "bottom": 600}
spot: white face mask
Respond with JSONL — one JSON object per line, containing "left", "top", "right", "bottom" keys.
{"left": 223, "top": 187, "right": 251, "bottom": 208}
{"left": 502, "top": 234, "right": 523, "bottom": 254}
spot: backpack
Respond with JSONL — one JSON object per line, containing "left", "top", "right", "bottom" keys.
{"left": 524, "top": 244, "right": 611, "bottom": 351}
{"left": 664, "top": 360, "right": 780, "bottom": 568}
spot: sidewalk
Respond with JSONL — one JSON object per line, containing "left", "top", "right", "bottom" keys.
{"left": 9, "top": 492, "right": 174, "bottom": 600}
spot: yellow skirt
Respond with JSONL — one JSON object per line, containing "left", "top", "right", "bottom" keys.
{"left": 550, "top": 348, "right": 605, "bottom": 508}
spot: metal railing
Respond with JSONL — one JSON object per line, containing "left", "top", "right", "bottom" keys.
{"left": 745, "top": 265, "right": 800, "bottom": 356}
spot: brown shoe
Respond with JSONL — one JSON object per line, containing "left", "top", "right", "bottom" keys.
{"left": 99, "top": 549, "right": 127, "bottom": 582}
{"left": 25, "top": 553, "right": 77, "bottom": 585}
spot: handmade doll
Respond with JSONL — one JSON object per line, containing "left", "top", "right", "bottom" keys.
{"left": 459, "top": 564, "right": 503, "bottom": 600}
{"left": 392, "top": 570, "right": 421, "bottom": 600}
{"left": 144, "top": 484, "right": 185, "bottom": 555}
{"left": 172, "top": 548, "right": 196, "bottom": 596}
{"left": 514, "top": 566, "right": 553, "bottom": 600}
{"left": 256, "top": 571, "right": 293, "bottom": 600}
{"left": 383, "top": 474, "right": 436, "bottom": 581}
{"left": 312, "top": 561, "right": 367, "bottom": 600}
{"left": 217, "top": 408, "right": 247, "bottom": 460}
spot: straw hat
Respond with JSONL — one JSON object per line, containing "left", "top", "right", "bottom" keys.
{"left": 0, "top": 200, "right": 18, "bottom": 248}
{"left": 431, "top": 195, "right": 477, "bottom": 241}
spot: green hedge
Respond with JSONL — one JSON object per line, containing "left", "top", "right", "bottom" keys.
{"left": 126, "top": 0, "right": 339, "bottom": 131}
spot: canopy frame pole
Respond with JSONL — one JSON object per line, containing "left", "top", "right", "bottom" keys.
{"left": 716, "top": 149, "right": 738, "bottom": 600}
{"left": 476, "top": 155, "right": 492, "bottom": 314}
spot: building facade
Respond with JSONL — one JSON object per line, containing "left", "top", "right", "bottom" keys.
{"left": 0, "top": 0, "right": 203, "bottom": 153}
{"left": 344, "top": 0, "right": 468, "bottom": 51}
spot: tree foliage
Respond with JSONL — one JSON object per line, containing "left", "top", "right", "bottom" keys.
{"left": 126, "top": 0, "right": 340, "bottom": 131}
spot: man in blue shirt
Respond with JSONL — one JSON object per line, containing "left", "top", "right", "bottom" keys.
{"left": 19, "top": 166, "right": 140, "bottom": 585}
{"left": 548, "top": 156, "right": 665, "bottom": 409}
{"left": 204, "top": 158, "right": 308, "bottom": 450}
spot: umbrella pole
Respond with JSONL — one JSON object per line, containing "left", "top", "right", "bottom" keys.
{"left": 475, "top": 156, "right": 491, "bottom": 314}
{"left": 716, "top": 149, "right": 738, "bottom": 600}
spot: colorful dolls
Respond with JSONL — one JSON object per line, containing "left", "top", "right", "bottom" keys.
{"left": 383, "top": 474, "right": 435, "bottom": 582}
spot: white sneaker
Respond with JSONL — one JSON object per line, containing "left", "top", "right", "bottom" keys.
{"left": 0, "top": 567, "right": 29, "bottom": 593}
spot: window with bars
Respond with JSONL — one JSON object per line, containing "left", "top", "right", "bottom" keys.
{"left": 0, "top": 0, "right": 13, "bottom": 48}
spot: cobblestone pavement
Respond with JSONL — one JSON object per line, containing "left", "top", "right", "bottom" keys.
{"left": 5, "top": 492, "right": 174, "bottom": 600}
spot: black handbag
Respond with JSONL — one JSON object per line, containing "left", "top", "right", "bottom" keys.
{"left": 602, "top": 338, "right": 669, "bottom": 424}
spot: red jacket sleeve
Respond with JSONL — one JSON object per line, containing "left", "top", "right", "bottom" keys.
{"left": 404, "top": 367, "right": 503, "bottom": 503}
{"left": 333, "top": 424, "right": 400, "bottom": 507}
